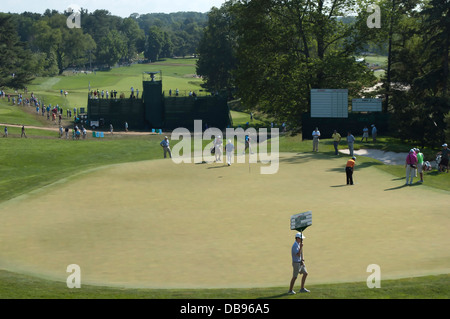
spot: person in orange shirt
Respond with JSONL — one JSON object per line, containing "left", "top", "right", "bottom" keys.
{"left": 346, "top": 156, "right": 356, "bottom": 185}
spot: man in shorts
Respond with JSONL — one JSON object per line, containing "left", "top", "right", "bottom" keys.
{"left": 288, "top": 232, "right": 309, "bottom": 294}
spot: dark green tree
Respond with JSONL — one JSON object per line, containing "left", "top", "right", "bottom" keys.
{"left": 0, "top": 14, "right": 35, "bottom": 88}
{"left": 145, "top": 26, "right": 164, "bottom": 61}
{"left": 231, "top": 0, "right": 376, "bottom": 128}
{"left": 196, "top": 3, "right": 237, "bottom": 93}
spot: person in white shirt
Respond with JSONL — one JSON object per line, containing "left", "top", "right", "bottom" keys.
{"left": 214, "top": 135, "right": 223, "bottom": 162}
{"left": 225, "top": 139, "right": 234, "bottom": 166}
{"left": 312, "top": 127, "right": 320, "bottom": 152}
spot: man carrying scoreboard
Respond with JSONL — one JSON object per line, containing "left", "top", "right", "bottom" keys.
{"left": 288, "top": 211, "right": 312, "bottom": 294}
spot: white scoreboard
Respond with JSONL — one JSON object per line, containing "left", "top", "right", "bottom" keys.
{"left": 352, "top": 98, "right": 382, "bottom": 112}
{"left": 311, "top": 89, "right": 348, "bottom": 118}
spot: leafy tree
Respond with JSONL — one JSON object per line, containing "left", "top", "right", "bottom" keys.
{"left": 145, "top": 26, "right": 164, "bottom": 61}
{"left": 96, "top": 30, "right": 128, "bottom": 67}
{"left": 196, "top": 3, "right": 237, "bottom": 93}
{"left": 231, "top": 0, "right": 376, "bottom": 128}
{"left": 387, "top": 0, "right": 450, "bottom": 147}
{"left": 0, "top": 14, "right": 36, "bottom": 88}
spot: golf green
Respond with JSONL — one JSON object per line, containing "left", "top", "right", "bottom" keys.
{"left": 0, "top": 152, "right": 448, "bottom": 288}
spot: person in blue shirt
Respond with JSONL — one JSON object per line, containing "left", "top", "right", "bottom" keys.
{"left": 288, "top": 232, "right": 310, "bottom": 294}
{"left": 160, "top": 136, "right": 172, "bottom": 159}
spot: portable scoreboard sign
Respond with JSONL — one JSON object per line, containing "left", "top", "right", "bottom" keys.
{"left": 310, "top": 89, "right": 348, "bottom": 118}
{"left": 352, "top": 98, "right": 382, "bottom": 112}
{"left": 290, "top": 211, "right": 312, "bottom": 232}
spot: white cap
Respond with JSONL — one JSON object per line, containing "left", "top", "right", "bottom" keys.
{"left": 409, "top": 149, "right": 415, "bottom": 153}
{"left": 443, "top": 143, "right": 448, "bottom": 147}
{"left": 295, "top": 232, "right": 306, "bottom": 239}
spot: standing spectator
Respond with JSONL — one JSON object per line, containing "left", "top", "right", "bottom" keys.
{"left": 21, "top": 125, "right": 27, "bottom": 138}
{"left": 110, "top": 124, "right": 114, "bottom": 135}
{"left": 346, "top": 132, "right": 355, "bottom": 157}
{"left": 405, "top": 149, "right": 418, "bottom": 185}
{"left": 3, "top": 126, "right": 8, "bottom": 138}
{"left": 225, "top": 139, "right": 234, "bottom": 166}
{"left": 65, "top": 127, "right": 69, "bottom": 139}
{"left": 59, "top": 125, "right": 63, "bottom": 138}
{"left": 160, "top": 136, "right": 172, "bottom": 159}
{"left": 244, "top": 135, "right": 254, "bottom": 155}
{"left": 415, "top": 148, "right": 424, "bottom": 183}
{"left": 332, "top": 130, "right": 341, "bottom": 155}
{"left": 361, "top": 126, "right": 369, "bottom": 142}
{"left": 214, "top": 135, "right": 223, "bottom": 162}
{"left": 82, "top": 126, "right": 87, "bottom": 139}
{"left": 312, "top": 127, "right": 320, "bottom": 152}
{"left": 437, "top": 143, "right": 449, "bottom": 173}
{"left": 371, "top": 124, "right": 377, "bottom": 142}
{"left": 288, "top": 232, "right": 309, "bottom": 294}
{"left": 125, "top": 122, "right": 128, "bottom": 132}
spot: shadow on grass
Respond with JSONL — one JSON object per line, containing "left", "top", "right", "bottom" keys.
{"left": 327, "top": 161, "right": 383, "bottom": 173}
{"left": 384, "top": 182, "right": 422, "bottom": 191}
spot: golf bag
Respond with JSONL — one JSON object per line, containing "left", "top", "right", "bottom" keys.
{"left": 435, "top": 155, "right": 441, "bottom": 169}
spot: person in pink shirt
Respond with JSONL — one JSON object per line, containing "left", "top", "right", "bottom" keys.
{"left": 405, "top": 149, "right": 418, "bottom": 185}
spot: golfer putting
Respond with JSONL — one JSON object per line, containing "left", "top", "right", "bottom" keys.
{"left": 289, "top": 211, "right": 312, "bottom": 294}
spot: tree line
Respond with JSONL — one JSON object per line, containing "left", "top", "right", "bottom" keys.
{"left": 196, "top": 0, "right": 449, "bottom": 146}
{"left": 0, "top": 9, "right": 207, "bottom": 81}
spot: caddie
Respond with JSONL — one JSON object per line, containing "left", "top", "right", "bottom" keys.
{"left": 288, "top": 232, "right": 310, "bottom": 294}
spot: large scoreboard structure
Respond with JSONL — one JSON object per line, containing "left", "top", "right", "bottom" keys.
{"left": 310, "top": 89, "right": 348, "bottom": 118}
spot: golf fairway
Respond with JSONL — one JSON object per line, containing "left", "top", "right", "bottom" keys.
{"left": 0, "top": 152, "right": 448, "bottom": 288}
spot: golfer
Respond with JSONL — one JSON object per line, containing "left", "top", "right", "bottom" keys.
{"left": 312, "top": 127, "right": 320, "bottom": 152}
{"left": 160, "top": 136, "right": 172, "bottom": 159}
{"left": 288, "top": 232, "right": 309, "bottom": 294}
{"left": 346, "top": 156, "right": 356, "bottom": 185}
{"left": 225, "top": 139, "right": 234, "bottom": 166}
{"left": 244, "top": 135, "right": 253, "bottom": 154}
{"left": 415, "top": 148, "right": 424, "bottom": 183}
{"left": 347, "top": 132, "right": 355, "bottom": 157}
{"left": 214, "top": 135, "right": 223, "bottom": 162}
{"left": 405, "top": 149, "right": 418, "bottom": 185}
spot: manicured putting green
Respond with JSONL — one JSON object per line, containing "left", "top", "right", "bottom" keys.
{"left": 0, "top": 153, "right": 448, "bottom": 288}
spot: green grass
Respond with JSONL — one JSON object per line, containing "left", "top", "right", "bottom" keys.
{"left": 0, "top": 269, "right": 448, "bottom": 299}
{"left": 1, "top": 61, "right": 449, "bottom": 299}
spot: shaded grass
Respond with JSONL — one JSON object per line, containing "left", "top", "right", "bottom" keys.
{"left": 0, "top": 269, "right": 448, "bottom": 299}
